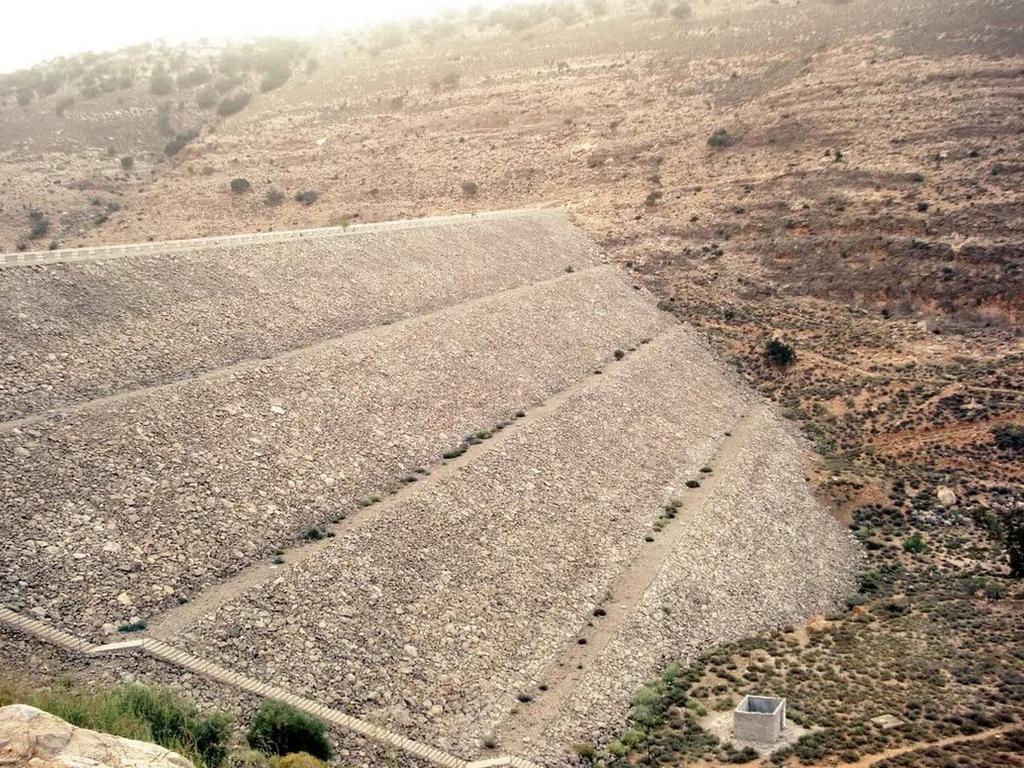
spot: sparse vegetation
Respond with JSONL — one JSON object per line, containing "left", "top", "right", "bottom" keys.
{"left": 230, "top": 177, "right": 252, "bottom": 193}
{"left": 216, "top": 91, "right": 252, "bottom": 117}
{"left": 764, "top": 338, "right": 796, "bottom": 367}
{"left": 0, "top": 679, "right": 233, "bottom": 768}
{"left": 246, "top": 700, "right": 332, "bottom": 760}
{"left": 164, "top": 128, "right": 200, "bottom": 157}
{"left": 707, "top": 128, "right": 736, "bottom": 149}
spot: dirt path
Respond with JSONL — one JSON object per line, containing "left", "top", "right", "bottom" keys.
{"left": 147, "top": 325, "right": 675, "bottom": 639}
{"left": 847, "top": 724, "right": 1022, "bottom": 767}
{"left": 497, "top": 404, "right": 769, "bottom": 753}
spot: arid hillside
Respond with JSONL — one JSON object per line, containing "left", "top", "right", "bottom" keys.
{"left": 1, "top": 0, "right": 1022, "bottom": 765}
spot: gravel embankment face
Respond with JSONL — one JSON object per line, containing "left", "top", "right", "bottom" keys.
{"left": 0, "top": 266, "right": 670, "bottom": 637}
{"left": 518, "top": 409, "right": 862, "bottom": 764}
{"left": 0, "top": 626, "right": 418, "bottom": 768}
{"left": 173, "top": 329, "right": 752, "bottom": 755}
{"left": 0, "top": 211, "right": 598, "bottom": 420}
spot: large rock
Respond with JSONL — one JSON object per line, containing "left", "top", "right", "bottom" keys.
{"left": 0, "top": 704, "right": 192, "bottom": 768}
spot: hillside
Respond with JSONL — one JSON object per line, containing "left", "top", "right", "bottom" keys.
{"left": 1, "top": 0, "right": 1022, "bottom": 766}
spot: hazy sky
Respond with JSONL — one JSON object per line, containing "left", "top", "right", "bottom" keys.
{"left": 1, "top": 0, "right": 516, "bottom": 74}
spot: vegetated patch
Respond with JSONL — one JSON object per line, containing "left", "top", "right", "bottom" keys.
{"left": 707, "top": 128, "right": 737, "bottom": 149}
{"left": 0, "top": 679, "right": 233, "bottom": 768}
{"left": 164, "top": 128, "right": 200, "bottom": 157}
{"left": 461, "top": 180, "right": 480, "bottom": 196}
{"left": 246, "top": 700, "right": 332, "bottom": 760}
{"left": 118, "top": 618, "right": 148, "bottom": 633}
{"left": 264, "top": 187, "right": 286, "bottom": 206}
{"left": 27, "top": 210, "right": 50, "bottom": 239}
{"left": 230, "top": 177, "right": 252, "bottom": 193}
{"left": 992, "top": 424, "right": 1024, "bottom": 452}
{"left": 764, "top": 338, "right": 796, "bottom": 367}
{"left": 217, "top": 91, "right": 252, "bottom": 117}
{"left": 670, "top": 2, "right": 692, "bottom": 20}
{"left": 294, "top": 190, "right": 319, "bottom": 205}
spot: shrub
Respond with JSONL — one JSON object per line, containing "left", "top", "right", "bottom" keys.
{"left": 574, "top": 743, "right": 598, "bottom": 764}
{"left": 217, "top": 91, "right": 252, "bottom": 117}
{"left": 294, "top": 190, "right": 319, "bottom": 205}
{"left": 0, "top": 680, "right": 232, "bottom": 768}
{"left": 246, "top": 700, "right": 332, "bottom": 760}
{"left": 903, "top": 532, "right": 927, "bottom": 554}
{"left": 260, "top": 66, "right": 291, "bottom": 93}
{"left": 196, "top": 87, "right": 219, "bottom": 109}
{"left": 28, "top": 212, "right": 50, "bottom": 239}
{"left": 120, "top": 155, "right": 134, "bottom": 170}
{"left": 118, "top": 619, "right": 148, "bottom": 632}
{"left": 55, "top": 96, "right": 75, "bottom": 116}
{"left": 164, "top": 128, "right": 199, "bottom": 157}
{"left": 225, "top": 749, "right": 270, "bottom": 768}
{"left": 150, "top": 68, "right": 174, "bottom": 96}
{"left": 993, "top": 424, "right": 1024, "bottom": 452}
{"left": 764, "top": 338, "right": 796, "bottom": 367}
{"left": 230, "top": 177, "right": 252, "bottom": 193}
{"left": 460, "top": 180, "right": 479, "bottom": 196}
{"left": 707, "top": 128, "right": 736, "bottom": 148}
{"left": 264, "top": 187, "right": 286, "bottom": 206}
{"left": 268, "top": 754, "right": 327, "bottom": 768}
{"left": 177, "top": 67, "right": 211, "bottom": 89}
{"left": 670, "top": 2, "right": 692, "bottom": 20}
{"left": 614, "top": 349, "right": 626, "bottom": 360}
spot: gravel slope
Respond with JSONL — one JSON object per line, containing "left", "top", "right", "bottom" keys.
{"left": 516, "top": 408, "right": 861, "bottom": 763}
{"left": 172, "top": 329, "right": 760, "bottom": 754}
{"left": 0, "top": 266, "right": 669, "bottom": 636}
{"left": 0, "top": 211, "right": 598, "bottom": 420}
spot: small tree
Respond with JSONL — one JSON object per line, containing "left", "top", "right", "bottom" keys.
{"left": 764, "top": 338, "right": 796, "bottom": 367}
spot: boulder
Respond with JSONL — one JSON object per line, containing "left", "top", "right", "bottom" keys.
{"left": 0, "top": 704, "right": 192, "bottom": 768}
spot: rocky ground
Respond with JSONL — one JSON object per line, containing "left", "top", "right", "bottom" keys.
{"left": 0, "top": 211, "right": 597, "bottom": 419}
{"left": 1, "top": 252, "right": 670, "bottom": 637}
{"left": 171, "top": 329, "right": 857, "bottom": 759}
{"left": 1, "top": 0, "right": 1021, "bottom": 765}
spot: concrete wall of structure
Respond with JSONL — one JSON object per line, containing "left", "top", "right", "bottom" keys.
{"left": 734, "top": 696, "right": 786, "bottom": 744}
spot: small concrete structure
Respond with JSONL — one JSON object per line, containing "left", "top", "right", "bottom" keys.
{"left": 734, "top": 695, "right": 787, "bottom": 744}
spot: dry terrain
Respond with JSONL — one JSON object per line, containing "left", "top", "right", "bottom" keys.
{"left": 1, "top": 0, "right": 1023, "bottom": 766}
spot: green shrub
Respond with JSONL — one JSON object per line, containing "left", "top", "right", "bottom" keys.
{"left": 164, "top": 128, "right": 199, "bottom": 157}
{"left": 764, "top": 338, "right": 796, "bottom": 367}
{"left": 230, "top": 177, "right": 252, "bottom": 193}
{"left": 902, "top": 532, "right": 927, "bottom": 554}
{"left": 246, "top": 700, "right": 332, "bottom": 760}
{"left": 217, "top": 91, "right": 252, "bottom": 117}
{"left": 28, "top": 212, "right": 50, "bottom": 239}
{"left": 294, "top": 190, "right": 319, "bottom": 205}
{"left": 0, "top": 680, "right": 232, "bottom": 768}
{"left": 268, "top": 753, "right": 326, "bottom": 768}
{"left": 993, "top": 424, "right": 1024, "bottom": 452}
{"left": 707, "top": 128, "right": 736, "bottom": 148}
